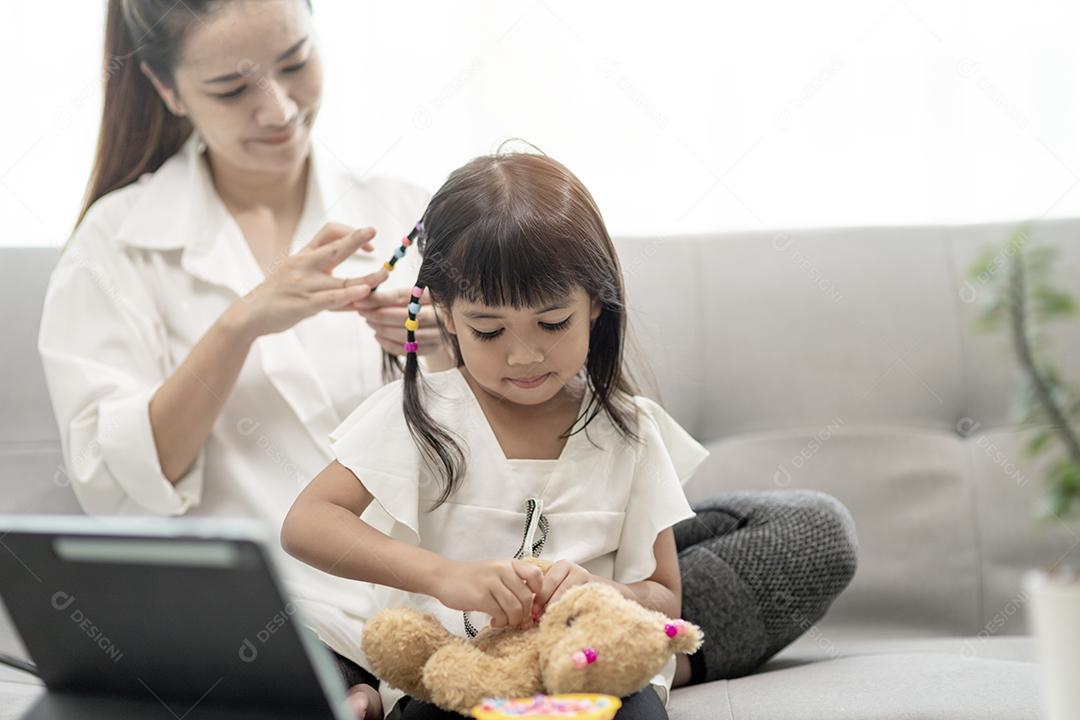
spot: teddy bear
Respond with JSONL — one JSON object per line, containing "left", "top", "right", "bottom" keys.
{"left": 360, "top": 558, "right": 704, "bottom": 715}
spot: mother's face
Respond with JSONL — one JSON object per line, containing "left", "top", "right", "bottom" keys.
{"left": 145, "top": 0, "right": 322, "bottom": 174}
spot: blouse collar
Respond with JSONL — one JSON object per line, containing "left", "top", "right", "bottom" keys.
{"left": 112, "top": 129, "right": 346, "bottom": 295}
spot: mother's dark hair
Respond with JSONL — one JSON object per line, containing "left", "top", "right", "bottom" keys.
{"left": 76, "top": 0, "right": 311, "bottom": 230}
{"left": 393, "top": 151, "right": 645, "bottom": 508}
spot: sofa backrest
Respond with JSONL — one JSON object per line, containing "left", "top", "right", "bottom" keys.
{"left": 0, "top": 247, "right": 79, "bottom": 513}
{"left": 618, "top": 219, "right": 1080, "bottom": 640}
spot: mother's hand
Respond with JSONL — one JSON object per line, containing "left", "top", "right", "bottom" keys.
{"left": 351, "top": 286, "right": 451, "bottom": 360}
{"left": 232, "top": 223, "right": 389, "bottom": 340}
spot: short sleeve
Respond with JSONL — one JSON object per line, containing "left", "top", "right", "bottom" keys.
{"left": 612, "top": 397, "right": 710, "bottom": 584}
{"left": 39, "top": 216, "right": 205, "bottom": 517}
{"left": 328, "top": 379, "right": 422, "bottom": 543}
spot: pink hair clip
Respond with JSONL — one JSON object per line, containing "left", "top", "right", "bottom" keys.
{"left": 571, "top": 647, "right": 598, "bottom": 669}
{"left": 664, "top": 619, "right": 687, "bottom": 638}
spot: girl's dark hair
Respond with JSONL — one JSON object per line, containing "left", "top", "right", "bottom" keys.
{"left": 76, "top": 0, "right": 311, "bottom": 231}
{"left": 389, "top": 150, "right": 643, "bottom": 508}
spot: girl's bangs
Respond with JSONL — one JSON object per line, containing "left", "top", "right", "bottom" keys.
{"left": 441, "top": 213, "right": 584, "bottom": 310}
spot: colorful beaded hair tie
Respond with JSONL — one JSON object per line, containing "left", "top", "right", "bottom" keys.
{"left": 380, "top": 221, "right": 426, "bottom": 357}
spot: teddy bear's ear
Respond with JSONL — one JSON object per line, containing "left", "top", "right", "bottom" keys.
{"left": 662, "top": 618, "right": 704, "bottom": 655}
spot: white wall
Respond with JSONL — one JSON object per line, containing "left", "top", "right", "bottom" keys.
{"left": 2, "top": 1, "right": 1080, "bottom": 247}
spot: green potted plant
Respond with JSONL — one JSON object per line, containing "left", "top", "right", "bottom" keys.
{"left": 969, "top": 224, "right": 1079, "bottom": 720}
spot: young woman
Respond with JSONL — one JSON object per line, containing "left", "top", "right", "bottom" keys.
{"left": 40, "top": 1, "right": 452, "bottom": 716}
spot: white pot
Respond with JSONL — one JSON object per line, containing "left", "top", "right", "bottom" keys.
{"left": 1024, "top": 568, "right": 1080, "bottom": 720}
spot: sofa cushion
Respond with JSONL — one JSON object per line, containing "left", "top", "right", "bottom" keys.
{"left": 668, "top": 635, "right": 1039, "bottom": 720}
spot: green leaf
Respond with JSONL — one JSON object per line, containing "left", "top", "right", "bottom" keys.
{"left": 1033, "top": 286, "right": 1078, "bottom": 320}
{"left": 968, "top": 247, "right": 1002, "bottom": 285}
{"left": 1042, "top": 460, "right": 1080, "bottom": 521}
{"left": 1026, "top": 428, "right": 1056, "bottom": 457}
{"left": 1056, "top": 461, "right": 1080, "bottom": 493}
{"left": 975, "top": 299, "right": 1007, "bottom": 330}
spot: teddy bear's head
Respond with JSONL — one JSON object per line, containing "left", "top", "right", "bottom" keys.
{"left": 533, "top": 582, "right": 703, "bottom": 698}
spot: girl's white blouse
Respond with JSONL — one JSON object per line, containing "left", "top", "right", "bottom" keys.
{"left": 328, "top": 366, "right": 710, "bottom": 707}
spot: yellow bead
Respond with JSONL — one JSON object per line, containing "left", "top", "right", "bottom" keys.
{"left": 404, "top": 319, "right": 419, "bottom": 331}
{"left": 383, "top": 261, "right": 394, "bottom": 271}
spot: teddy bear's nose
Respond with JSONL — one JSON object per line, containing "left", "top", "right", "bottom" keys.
{"left": 571, "top": 647, "right": 598, "bottom": 668}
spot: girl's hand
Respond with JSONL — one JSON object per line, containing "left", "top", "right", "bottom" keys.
{"left": 231, "top": 223, "right": 389, "bottom": 339}
{"left": 434, "top": 559, "right": 545, "bottom": 629}
{"left": 350, "top": 287, "right": 448, "bottom": 358}
{"left": 530, "top": 559, "right": 594, "bottom": 619}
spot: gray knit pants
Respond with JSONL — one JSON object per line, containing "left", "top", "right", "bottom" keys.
{"left": 673, "top": 489, "right": 858, "bottom": 684}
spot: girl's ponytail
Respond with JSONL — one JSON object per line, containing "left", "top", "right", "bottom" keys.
{"left": 74, "top": 0, "right": 194, "bottom": 234}
{"left": 400, "top": 290, "right": 466, "bottom": 510}
{"left": 378, "top": 223, "right": 466, "bottom": 509}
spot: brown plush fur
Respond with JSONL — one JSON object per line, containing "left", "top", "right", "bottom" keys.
{"left": 361, "top": 559, "right": 704, "bottom": 714}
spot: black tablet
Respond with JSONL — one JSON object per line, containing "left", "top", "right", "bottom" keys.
{"left": 0, "top": 515, "right": 352, "bottom": 720}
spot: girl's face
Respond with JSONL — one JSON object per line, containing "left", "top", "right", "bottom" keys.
{"left": 143, "top": 0, "right": 322, "bottom": 175}
{"left": 442, "top": 286, "right": 603, "bottom": 407}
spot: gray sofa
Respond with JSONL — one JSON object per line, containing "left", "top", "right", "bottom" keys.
{"left": 3, "top": 220, "right": 1080, "bottom": 719}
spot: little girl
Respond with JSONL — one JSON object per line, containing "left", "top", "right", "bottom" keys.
{"left": 281, "top": 151, "right": 710, "bottom": 720}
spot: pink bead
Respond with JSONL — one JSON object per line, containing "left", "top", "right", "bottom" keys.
{"left": 583, "top": 647, "right": 597, "bottom": 664}
{"left": 572, "top": 650, "right": 587, "bottom": 669}
{"left": 411, "top": 286, "right": 423, "bottom": 298}
{"left": 665, "top": 623, "right": 680, "bottom": 637}
{"left": 404, "top": 341, "right": 418, "bottom": 353}
{"left": 401, "top": 237, "right": 411, "bottom": 247}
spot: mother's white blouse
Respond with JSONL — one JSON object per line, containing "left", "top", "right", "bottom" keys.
{"left": 38, "top": 130, "right": 430, "bottom": 674}
{"left": 328, "top": 366, "right": 710, "bottom": 706}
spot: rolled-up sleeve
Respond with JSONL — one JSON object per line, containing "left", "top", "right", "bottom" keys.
{"left": 38, "top": 224, "right": 204, "bottom": 516}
